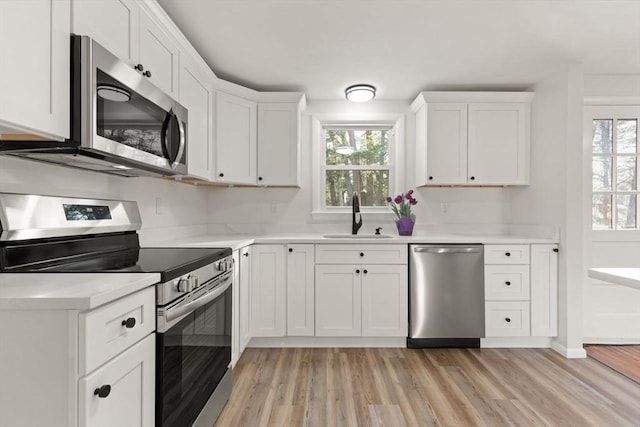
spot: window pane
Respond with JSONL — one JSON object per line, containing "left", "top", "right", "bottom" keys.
{"left": 324, "top": 129, "right": 389, "bottom": 166}
{"left": 325, "top": 170, "right": 389, "bottom": 207}
{"left": 592, "top": 120, "right": 613, "bottom": 154}
{"left": 592, "top": 194, "right": 612, "bottom": 229}
{"left": 616, "top": 194, "right": 637, "bottom": 229}
{"left": 592, "top": 157, "right": 612, "bottom": 191}
{"left": 616, "top": 119, "right": 637, "bottom": 154}
{"left": 617, "top": 156, "right": 637, "bottom": 191}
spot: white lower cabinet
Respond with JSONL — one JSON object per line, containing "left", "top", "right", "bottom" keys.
{"left": 231, "top": 250, "right": 241, "bottom": 366}
{"left": 79, "top": 333, "right": 155, "bottom": 427}
{"left": 530, "top": 244, "right": 559, "bottom": 336}
{"left": 250, "top": 244, "right": 286, "bottom": 337}
{"left": 361, "top": 265, "right": 408, "bottom": 337}
{"left": 485, "top": 301, "right": 530, "bottom": 337}
{"left": 239, "top": 246, "right": 252, "bottom": 351}
{"left": 287, "top": 244, "right": 315, "bottom": 336}
{"left": 315, "top": 265, "right": 362, "bottom": 336}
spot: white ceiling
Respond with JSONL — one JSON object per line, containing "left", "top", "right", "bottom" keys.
{"left": 157, "top": 0, "right": 640, "bottom": 101}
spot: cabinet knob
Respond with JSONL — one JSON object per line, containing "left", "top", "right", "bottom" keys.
{"left": 134, "top": 64, "right": 144, "bottom": 72}
{"left": 505, "top": 318, "right": 511, "bottom": 323}
{"left": 553, "top": 248, "right": 559, "bottom": 253}
{"left": 94, "top": 384, "right": 111, "bottom": 398}
{"left": 121, "top": 317, "right": 136, "bottom": 328}
{"left": 470, "top": 176, "right": 476, "bottom": 181}
{"left": 258, "top": 176, "right": 263, "bottom": 181}
{"left": 219, "top": 173, "right": 224, "bottom": 177}
{"left": 505, "top": 252, "right": 511, "bottom": 257}
{"left": 363, "top": 269, "right": 368, "bottom": 274}
{"left": 428, "top": 176, "right": 433, "bottom": 180}
{"left": 288, "top": 248, "right": 293, "bottom": 253}
{"left": 355, "top": 269, "right": 360, "bottom": 274}
{"left": 143, "top": 70, "right": 152, "bottom": 78}
{"left": 505, "top": 281, "right": 511, "bottom": 286}
{"left": 359, "top": 252, "right": 364, "bottom": 257}
{"left": 243, "top": 252, "right": 249, "bottom": 257}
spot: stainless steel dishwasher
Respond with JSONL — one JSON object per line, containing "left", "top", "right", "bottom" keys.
{"left": 408, "top": 244, "right": 485, "bottom": 348}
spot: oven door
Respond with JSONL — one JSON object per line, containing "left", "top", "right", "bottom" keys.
{"left": 156, "top": 273, "right": 232, "bottom": 427}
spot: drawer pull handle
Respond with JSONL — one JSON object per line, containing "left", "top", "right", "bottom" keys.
{"left": 553, "top": 248, "right": 559, "bottom": 253}
{"left": 121, "top": 318, "right": 136, "bottom": 329}
{"left": 359, "top": 252, "right": 364, "bottom": 257}
{"left": 505, "top": 252, "right": 511, "bottom": 257}
{"left": 355, "top": 269, "right": 361, "bottom": 274}
{"left": 505, "top": 317, "right": 511, "bottom": 323}
{"left": 505, "top": 281, "right": 511, "bottom": 286}
{"left": 94, "top": 384, "right": 111, "bottom": 398}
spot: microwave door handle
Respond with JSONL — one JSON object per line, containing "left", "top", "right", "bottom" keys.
{"left": 160, "top": 109, "right": 185, "bottom": 169}
{"left": 174, "top": 116, "right": 186, "bottom": 168}
{"left": 160, "top": 110, "right": 172, "bottom": 161}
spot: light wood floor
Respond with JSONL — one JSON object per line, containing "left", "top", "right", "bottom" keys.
{"left": 585, "top": 344, "right": 640, "bottom": 383}
{"left": 214, "top": 347, "right": 640, "bottom": 427}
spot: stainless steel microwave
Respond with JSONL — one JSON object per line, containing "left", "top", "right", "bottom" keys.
{"left": 0, "top": 36, "right": 188, "bottom": 177}
{"left": 72, "top": 35, "right": 188, "bottom": 175}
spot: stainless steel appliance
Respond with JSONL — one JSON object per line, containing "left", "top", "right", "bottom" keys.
{"left": 0, "top": 193, "right": 233, "bottom": 427}
{"left": 408, "top": 244, "right": 485, "bottom": 348}
{"left": 0, "top": 36, "right": 188, "bottom": 177}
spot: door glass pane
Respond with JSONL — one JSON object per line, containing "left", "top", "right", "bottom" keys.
{"left": 617, "top": 157, "right": 637, "bottom": 191}
{"left": 616, "top": 194, "right": 637, "bottom": 229}
{"left": 617, "top": 119, "right": 637, "bottom": 154}
{"left": 592, "top": 120, "right": 613, "bottom": 153}
{"left": 592, "top": 194, "right": 612, "bottom": 229}
{"left": 592, "top": 157, "right": 612, "bottom": 191}
{"left": 324, "top": 129, "right": 389, "bottom": 166}
{"left": 325, "top": 170, "right": 389, "bottom": 207}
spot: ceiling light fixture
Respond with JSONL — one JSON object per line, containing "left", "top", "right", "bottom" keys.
{"left": 345, "top": 84, "right": 376, "bottom": 102}
{"left": 97, "top": 85, "right": 131, "bottom": 102}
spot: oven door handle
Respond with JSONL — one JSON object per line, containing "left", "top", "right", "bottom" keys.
{"left": 165, "top": 279, "right": 231, "bottom": 322}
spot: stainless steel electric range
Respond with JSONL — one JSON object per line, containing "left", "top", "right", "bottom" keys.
{"left": 0, "top": 192, "right": 233, "bottom": 427}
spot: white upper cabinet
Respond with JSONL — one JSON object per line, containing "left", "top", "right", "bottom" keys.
{"left": 0, "top": 0, "right": 70, "bottom": 140}
{"left": 215, "top": 92, "right": 258, "bottom": 185}
{"left": 72, "top": 0, "right": 180, "bottom": 99}
{"left": 412, "top": 92, "right": 533, "bottom": 186}
{"left": 180, "top": 57, "right": 214, "bottom": 180}
{"left": 257, "top": 94, "right": 306, "bottom": 186}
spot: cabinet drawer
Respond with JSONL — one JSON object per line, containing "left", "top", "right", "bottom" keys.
{"left": 80, "top": 287, "right": 155, "bottom": 375}
{"left": 315, "top": 244, "right": 407, "bottom": 264}
{"left": 484, "top": 245, "right": 529, "bottom": 264}
{"left": 484, "top": 265, "right": 530, "bottom": 300}
{"left": 485, "top": 301, "right": 530, "bottom": 336}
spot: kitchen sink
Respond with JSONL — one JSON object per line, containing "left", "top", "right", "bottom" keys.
{"left": 323, "top": 234, "right": 394, "bottom": 239}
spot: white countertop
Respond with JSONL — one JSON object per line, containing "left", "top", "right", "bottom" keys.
{"left": 150, "top": 233, "right": 558, "bottom": 250}
{"left": 588, "top": 268, "right": 640, "bottom": 290}
{"left": 0, "top": 273, "right": 160, "bottom": 310}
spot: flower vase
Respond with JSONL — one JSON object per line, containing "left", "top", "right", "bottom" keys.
{"left": 395, "top": 216, "right": 415, "bottom": 236}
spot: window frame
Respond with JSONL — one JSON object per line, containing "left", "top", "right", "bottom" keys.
{"left": 311, "top": 114, "right": 405, "bottom": 219}
{"left": 584, "top": 103, "right": 640, "bottom": 241}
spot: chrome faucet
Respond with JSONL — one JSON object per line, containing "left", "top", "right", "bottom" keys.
{"left": 352, "top": 193, "right": 363, "bottom": 235}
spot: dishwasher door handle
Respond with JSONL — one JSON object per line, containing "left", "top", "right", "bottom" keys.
{"left": 413, "top": 247, "right": 481, "bottom": 254}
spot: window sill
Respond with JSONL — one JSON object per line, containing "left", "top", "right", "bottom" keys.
{"left": 591, "top": 230, "right": 640, "bottom": 242}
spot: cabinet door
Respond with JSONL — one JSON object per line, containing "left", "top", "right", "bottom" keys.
{"left": 215, "top": 92, "right": 258, "bottom": 184}
{"left": 530, "top": 244, "right": 558, "bottom": 336}
{"left": 79, "top": 333, "right": 155, "bottom": 427}
{"left": 72, "top": 0, "right": 139, "bottom": 65}
{"left": 424, "top": 103, "right": 468, "bottom": 185}
{"left": 138, "top": 8, "right": 179, "bottom": 99}
{"left": 239, "top": 246, "right": 252, "bottom": 351}
{"left": 287, "top": 244, "right": 315, "bottom": 336}
{"left": 361, "top": 265, "right": 408, "bottom": 337}
{"left": 250, "top": 245, "right": 286, "bottom": 337}
{"left": 315, "top": 265, "right": 361, "bottom": 336}
{"left": 468, "top": 102, "right": 529, "bottom": 185}
{"left": 0, "top": 0, "right": 69, "bottom": 140}
{"left": 231, "top": 250, "right": 240, "bottom": 367}
{"left": 257, "top": 103, "right": 299, "bottom": 186}
{"left": 180, "top": 58, "right": 214, "bottom": 180}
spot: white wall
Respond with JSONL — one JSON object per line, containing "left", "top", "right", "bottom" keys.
{"left": 207, "top": 99, "right": 513, "bottom": 234}
{"left": 510, "top": 65, "right": 586, "bottom": 357}
{"left": 0, "top": 156, "right": 209, "bottom": 244}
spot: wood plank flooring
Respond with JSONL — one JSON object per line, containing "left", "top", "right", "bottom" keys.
{"left": 214, "top": 348, "right": 640, "bottom": 427}
{"left": 585, "top": 344, "right": 640, "bottom": 383}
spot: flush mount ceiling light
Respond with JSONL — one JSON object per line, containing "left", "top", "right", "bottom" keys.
{"left": 335, "top": 145, "right": 356, "bottom": 155}
{"left": 345, "top": 84, "right": 376, "bottom": 102}
{"left": 97, "top": 85, "right": 131, "bottom": 102}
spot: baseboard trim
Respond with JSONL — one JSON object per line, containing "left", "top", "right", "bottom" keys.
{"left": 550, "top": 341, "right": 587, "bottom": 358}
{"left": 481, "top": 336, "right": 552, "bottom": 348}
{"left": 248, "top": 336, "right": 406, "bottom": 348}
{"left": 583, "top": 337, "right": 640, "bottom": 345}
